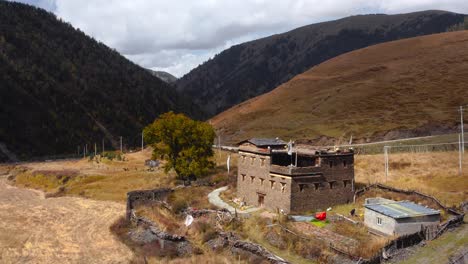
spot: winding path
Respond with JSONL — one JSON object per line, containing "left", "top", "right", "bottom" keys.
{"left": 0, "top": 176, "right": 133, "bottom": 263}
{"left": 207, "top": 186, "right": 260, "bottom": 214}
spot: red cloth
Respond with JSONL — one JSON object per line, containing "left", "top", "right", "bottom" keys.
{"left": 315, "top": 212, "right": 326, "bottom": 220}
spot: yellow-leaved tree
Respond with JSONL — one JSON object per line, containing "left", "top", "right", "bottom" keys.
{"left": 143, "top": 112, "right": 215, "bottom": 182}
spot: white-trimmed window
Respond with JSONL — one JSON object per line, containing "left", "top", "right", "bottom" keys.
{"left": 250, "top": 176, "right": 255, "bottom": 183}
{"left": 280, "top": 182, "right": 286, "bottom": 193}
{"left": 377, "top": 217, "right": 382, "bottom": 225}
{"left": 270, "top": 180, "right": 275, "bottom": 189}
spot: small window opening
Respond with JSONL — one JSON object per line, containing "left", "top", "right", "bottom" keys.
{"left": 251, "top": 157, "right": 255, "bottom": 165}
{"left": 299, "top": 184, "right": 307, "bottom": 192}
{"left": 314, "top": 183, "right": 320, "bottom": 190}
{"left": 343, "top": 160, "right": 347, "bottom": 168}
{"left": 241, "top": 174, "right": 246, "bottom": 181}
{"left": 280, "top": 182, "right": 286, "bottom": 193}
{"left": 250, "top": 176, "right": 255, "bottom": 183}
{"left": 270, "top": 180, "right": 275, "bottom": 189}
{"left": 261, "top": 158, "right": 265, "bottom": 166}
{"left": 242, "top": 155, "right": 246, "bottom": 163}
{"left": 377, "top": 217, "right": 382, "bottom": 225}
{"left": 260, "top": 178, "right": 264, "bottom": 186}
{"left": 329, "top": 161, "right": 333, "bottom": 168}
{"left": 330, "top": 181, "right": 336, "bottom": 189}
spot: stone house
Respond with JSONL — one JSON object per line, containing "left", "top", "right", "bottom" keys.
{"left": 364, "top": 198, "right": 440, "bottom": 236}
{"left": 236, "top": 138, "right": 355, "bottom": 213}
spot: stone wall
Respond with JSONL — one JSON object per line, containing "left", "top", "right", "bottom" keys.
{"left": 237, "top": 149, "right": 355, "bottom": 213}
{"left": 290, "top": 179, "right": 354, "bottom": 213}
{"left": 126, "top": 188, "right": 173, "bottom": 220}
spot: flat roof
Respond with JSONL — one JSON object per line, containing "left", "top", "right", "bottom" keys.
{"left": 365, "top": 200, "right": 440, "bottom": 219}
{"left": 238, "top": 138, "right": 287, "bottom": 147}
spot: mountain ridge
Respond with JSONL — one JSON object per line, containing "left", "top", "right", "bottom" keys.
{"left": 148, "top": 70, "right": 178, "bottom": 84}
{"left": 0, "top": 1, "right": 200, "bottom": 161}
{"left": 177, "top": 10, "right": 466, "bottom": 117}
{"left": 211, "top": 31, "right": 468, "bottom": 145}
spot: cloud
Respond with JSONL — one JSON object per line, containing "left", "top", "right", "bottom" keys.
{"left": 10, "top": 0, "right": 468, "bottom": 77}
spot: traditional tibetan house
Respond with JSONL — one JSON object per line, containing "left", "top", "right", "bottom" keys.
{"left": 237, "top": 138, "right": 355, "bottom": 213}
{"left": 364, "top": 198, "right": 440, "bottom": 236}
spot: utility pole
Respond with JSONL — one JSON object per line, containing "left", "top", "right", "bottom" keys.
{"left": 384, "top": 146, "right": 389, "bottom": 182}
{"left": 102, "top": 139, "right": 105, "bottom": 153}
{"left": 94, "top": 143, "right": 97, "bottom": 156}
{"left": 218, "top": 135, "right": 221, "bottom": 159}
{"left": 460, "top": 106, "right": 465, "bottom": 154}
{"left": 141, "top": 132, "right": 144, "bottom": 151}
{"left": 459, "top": 134, "right": 463, "bottom": 176}
{"left": 120, "top": 136, "right": 123, "bottom": 153}
{"left": 83, "top": 145, "right": 85, "bottom": 158}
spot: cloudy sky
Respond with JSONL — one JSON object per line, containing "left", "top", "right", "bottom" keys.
{"left": 11, "top": 0, "right": 468, "bottom": 77}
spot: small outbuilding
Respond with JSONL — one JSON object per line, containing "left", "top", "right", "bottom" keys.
{"left": 364, "top": 198, "right": 440, "bottom": 236}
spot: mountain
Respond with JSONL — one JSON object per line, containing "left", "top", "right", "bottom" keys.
{"left": 211, "top": 31, "right": 468, "bottom": 145}
{"left": 148, "top": 70, "right": 178, "bottom": 84}
{"left": 177, "top": 10, "right": 466, "bottom": 117}
{"left": 0, "top": 2, "right": 200, "bottom": 161}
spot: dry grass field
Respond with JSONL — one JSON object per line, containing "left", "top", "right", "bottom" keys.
{"left": 0, "top": 176, "right": 134, "bottom": 263}
{"left": 2, "top": 147, "right": 467, "bottom": 263}
{"left": 12, "top": 148, "right": 176, "bottom": 202}
{"left": 355, "top": 151, "right": 468, "bottom": 207}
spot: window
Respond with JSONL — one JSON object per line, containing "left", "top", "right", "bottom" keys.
{"left": 261, "top": 158, "right": 265, "bottom": 166}
{"left": 251, "top": 157, "right": 255, "bottom": 165}
{"left": 377, "top": 217, "right": 382, "bottom": 225}
{"left": 329, "top": 160, "right": 333, "bottom": 168}
{"left": 241, "top": 174, "right": 246, "bottom": 181}
{"left": 242, "top": 155, "right": 246, "bottom": 163}
{"left": 329, "top": 181, "right": 335, "bottom": 189}
{"left": 344, "top": 180, "right": 350, "bottom": 187}
{"left": 299, "top": 184, "right": 307, "bottom": 192}
{"left": 280, "top": 182, "right": 286, "bottom": 193}
{"left": 250, "top": 176, "right": 255, "bottom": 183}
{"left": 313, "top": 158, "right": 319, "bottom": 167}
{"left": 343, "top": 160, "right": 347, "bottom": 168}
{"left": 270, "top": 180, "right": 275, "bottom": 189}
{"left": 259, "top": 178, "right": 264, "bottom": 186}
{"left": 314, "top": 183, "right": 320, "bottom": 190}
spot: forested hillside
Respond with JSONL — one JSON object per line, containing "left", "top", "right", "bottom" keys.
{"left": 177, "top": 10, "right": 466, "bottom": 116}
{"left": 0, "top": 2, "right": 200, "bottom": 161}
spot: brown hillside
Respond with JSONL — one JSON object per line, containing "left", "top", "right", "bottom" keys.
{"left": 211, "top": 31, "right": 468, "bottom": 145}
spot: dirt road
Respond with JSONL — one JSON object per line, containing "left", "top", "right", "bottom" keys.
{"left": 0, "top": 176, "right": 134, "bottom": 263}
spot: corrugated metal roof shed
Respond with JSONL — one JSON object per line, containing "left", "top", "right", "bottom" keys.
{"left": 238, "top": 138, "right": 287, "bottom": 147}
{"left": 364, "top": 200, "right": 440, "bottom": 219}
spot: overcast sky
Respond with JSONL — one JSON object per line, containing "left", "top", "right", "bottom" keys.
{"left": 10, "top": 0, "right": 468, "bottom": 77}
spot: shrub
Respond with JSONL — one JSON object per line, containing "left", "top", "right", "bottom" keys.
{"left": 171, "top": 199, "right": 188, "bottom": 214}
